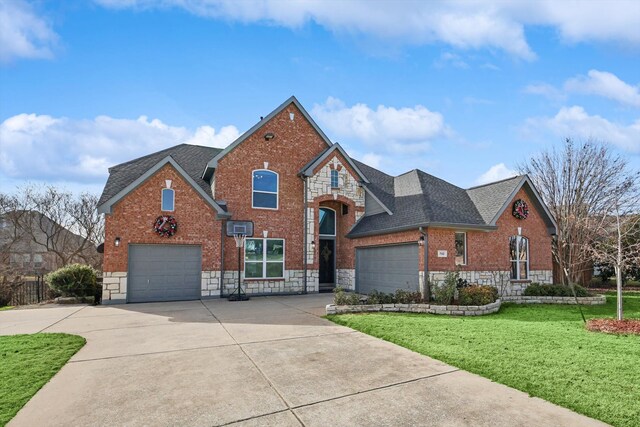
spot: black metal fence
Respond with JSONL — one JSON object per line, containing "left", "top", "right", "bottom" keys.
{"left": 8, "top": 275, "right": 54, "bottom": 306}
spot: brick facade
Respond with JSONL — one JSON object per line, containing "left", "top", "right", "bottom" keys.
{"left": 102, "top": 99, "right": 554, "bottom": 303}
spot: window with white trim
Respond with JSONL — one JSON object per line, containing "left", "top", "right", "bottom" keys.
{"left": 455, "top": 232, "right": 466, "bottom": 265}
{"left": 330, "top": 169, "right": 339, "bottom": 188}
{"left": 252, "top": 170, "right": 278, "bottom": 209}
{"left": 161, "top": 188, "right": 174, "bottom": 211}
{"left": 509, "top": 235, "right": 529, "bottom": 280}
{"left": 319, "top": 207, "right": 336, "bottom": 236}
{"left": 245, "top": 238, "right": 284, "bottom": 278}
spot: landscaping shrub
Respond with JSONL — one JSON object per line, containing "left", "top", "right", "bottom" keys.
{"left": 45, "top": 264, "right": 97, "bottom": 298}
{"left": 0, "top": 281, "right": 11, "bottom": 307}
{"left": 366, "top": 290, "right": 394, "bottom": 304}
{"left": 394, "top": 289, "right": 423, "bottom": 304}
{"left": 333, "top": 287, "right": 360, "bottom": 305}
{"left": 431, "top": 272, "right": 457, "bottom": 305}
{"left": 458, "top": 285, "right": 498, "bottom": 306}
{"left": 523, "top": 283, "right": 589, "bottom": 297}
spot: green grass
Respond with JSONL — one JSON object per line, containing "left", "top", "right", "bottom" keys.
{"left": 328, "top": 293, "right": 640, "bottom": 427}
{"left": 0, "top": 306, "right": 13, "bottom": 311}
{"left": 0, "top": 333, "right": 85, "bottom": 426}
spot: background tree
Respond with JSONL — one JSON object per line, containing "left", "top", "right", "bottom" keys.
{"left": 519, "top": 138, "right": 639, "bottom": 287}
{"left": 0, "top": 185, "right": 104, "bottom": 271}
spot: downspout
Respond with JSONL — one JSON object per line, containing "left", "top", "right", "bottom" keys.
{"left": 420, "top": 227, "right": 429, "bottom": 300}
{"left": 220, "top": 219, "right": 225, "bottom": 298}
{"left": 303, "top": 176, "right": 308, "bottom": 294}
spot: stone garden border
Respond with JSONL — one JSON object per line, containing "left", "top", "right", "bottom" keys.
{"left": 501, "top": 295, "right": 606, "bottom": 305}
{"left": 326, "top": 300, "right": 501, "bottom": 316}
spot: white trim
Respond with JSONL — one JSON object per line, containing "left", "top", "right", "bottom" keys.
{"left": 510, "top": 235, "right": 530, "bottom": 280}
{"left": 251, "top": 169, "right": 279, "bottom": 210}
{"left": 455, "top": 231, "right": 467, "bottom": 266}
{"left": 244, "top": 237, "right": 286, "bottom": 279}
{"left": 161, "top": 188, "right": 175, "bottom": 212}
{"left": 319, "top": 207, "right": 337, "bottom": 237}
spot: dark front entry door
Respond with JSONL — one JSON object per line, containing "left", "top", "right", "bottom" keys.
{"left": 319, "top": 239, "right": 335, "bottom": 288}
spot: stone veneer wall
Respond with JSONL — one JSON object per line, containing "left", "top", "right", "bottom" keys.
{"left": 305, "top": 155, "right": 365, "bottom": 265}
{"left": 502, "top": 295, "right": 606, "bottom": 305}
{"left": 221, "top": 269, "right": 317, "bottom": 295}
{"left": 336, "top": 268, "right": 355, "bottom": 290}
{"left": 201, "top": 271, "right": 221, "bottom": 298}
{"left": 102, "top": 272, "right": 127, "bottom": 303}
{"left": 428, "top": 270, "right": 553, "bottom": 296}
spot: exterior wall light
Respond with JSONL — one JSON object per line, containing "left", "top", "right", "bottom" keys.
{"left": 264, "top": 132, "right": 275, "bottom": 141}
{"left": 114, "top": 237, "right": 121, "bottom": 247}
{"left": 310, "top": 240, "right": 316, "bottom": 249}
{"left": 418, "top": 235, "right": 425, "bottom": 246}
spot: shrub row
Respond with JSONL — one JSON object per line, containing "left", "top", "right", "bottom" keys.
{"left": 523, "top": 283, "right": 589, "bottom": 297}
{"left": 458, "top": 285, "right": 499, "bottom": 306}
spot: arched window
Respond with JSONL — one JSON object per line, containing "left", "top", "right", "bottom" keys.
{"left": 330, "top": 169, "right": 339, "bottom": 188}
{"left": 509, "top": 235, "right": 529, "bottom": 280}
{"left": 319, "top": 207, "right": 336, "bottom": 236}
{"left": 252, "top": 170, "right": 278, "bottom": 209}
{"left": 161, "top": 188, "right": 175, "bottom": 211}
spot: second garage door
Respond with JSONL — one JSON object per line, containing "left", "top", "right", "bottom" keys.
{"left": 356, "top": 244, "right": 419, "bottom": 294}
{"left": 128, "top": 244, "right": 202, "bottom": 303}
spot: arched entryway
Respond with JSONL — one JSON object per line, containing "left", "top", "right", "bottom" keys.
{"left": 318, "top": 207, "right": 336, "bottom": 290}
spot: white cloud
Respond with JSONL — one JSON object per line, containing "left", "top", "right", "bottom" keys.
{"left": 434, "top": 52, "right": 469, "bottom": 69}
{"left": 474, "top": 163, "right": 517, "bottom": 185}
{"left": 361, "top": 152, "right": 382, "bottom": 169}
{"left": 523, "top": 106, "right": 640, "bottom": 153}
{"left": 523, "top": 83, "right": 566, "bottom": 101}
{"left": 0, "top": 0, "right": 58, "bottom": 63}
{"left": 564, "top": 70, "right": 640, "bottom": 108}
{"left": 312, "top": 97, "right": 451, "bottom": 153}
{"left": 95, "top": 0, "right": 640, "bottom": 59}
{"left": 0, "top": 113, "right": 240, "bottom": 183}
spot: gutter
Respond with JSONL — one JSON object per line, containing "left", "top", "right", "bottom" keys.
{"left": 346, "top": 222, "right": 497, "bottom": 239}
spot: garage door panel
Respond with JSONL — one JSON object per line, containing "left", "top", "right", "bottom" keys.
{"left": 128, "top": 245, "right": 202, "bottom": 303}
{"left": 356, "top": 244, "right": 419, "bottom": 295}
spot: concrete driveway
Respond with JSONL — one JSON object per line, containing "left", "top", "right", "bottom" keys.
{"left": 1, "top": 295, "right": 605, "bottom": 426}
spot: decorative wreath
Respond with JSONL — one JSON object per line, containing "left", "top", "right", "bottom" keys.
{"left": 154, "top": 215, "right": 178, "bottom": 237}
{"left": 512, "top": 199, "right": 529, "bottom": 220}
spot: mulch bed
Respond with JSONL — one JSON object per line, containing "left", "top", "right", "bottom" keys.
{"left": 586, "top": 319, "right": 640, "bottom": 335}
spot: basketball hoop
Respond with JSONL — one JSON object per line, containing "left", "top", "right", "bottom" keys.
{"left": 233, "top": 234, "right": 246, "bottom": 248}
{"left": 226, "top": 220, "right": 254, "bottom": 302}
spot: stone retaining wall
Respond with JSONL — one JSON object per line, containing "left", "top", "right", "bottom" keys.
{"left": 326, "top": 300, "right": 501, "bottom": 316}
{"left": 501, "top": 295, "right": 606, "bottom": 305}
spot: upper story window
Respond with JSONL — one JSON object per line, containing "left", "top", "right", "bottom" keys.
{"left": 319, "top": 207, "right": 336, "bottom": 236}
{"left": 509, "top": 235, "right": 529, "bottom": 280}
{"left": 455, "top": 232, "right": 466, "bottom": 265}
{"left": 161, "top": 188, "right": 175, "bottom": 211}
{"left": 252, "top": 170, "right": 278, "bottom": 209}
{"left": 330, "top": 169, "right": 339, "bottom": 188}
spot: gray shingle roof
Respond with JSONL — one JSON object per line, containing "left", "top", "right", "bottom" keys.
{"left": 98, "top": 144, "right": 222, "bottom": 207}
{"left": 466, "top": 176, "right": 523, "bottom": 224}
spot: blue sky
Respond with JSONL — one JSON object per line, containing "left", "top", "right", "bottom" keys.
{"left": 1, "top": 0, "right": 639, "bottom": 196}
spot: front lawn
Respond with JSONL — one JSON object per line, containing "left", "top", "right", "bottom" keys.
{"left": 0, "top": 333, "right": 85, "bottom": 426}
{"left": 328, "top": 293, "right": 640, "bottom": 427}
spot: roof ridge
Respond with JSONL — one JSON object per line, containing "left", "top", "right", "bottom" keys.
{"left": 467, "top": 174, "right": 523, "bottom": 190}
{"left": 109, "top": 143, "right": 186, "bottom": 171}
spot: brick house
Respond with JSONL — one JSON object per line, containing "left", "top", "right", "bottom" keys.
{"left": 97, "top": 96, "right": 557, "bottom": 304}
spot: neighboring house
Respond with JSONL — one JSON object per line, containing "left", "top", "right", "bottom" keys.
{"left": 97, "top": 96, "right": 557, "bottom": 304}
{"left": 0, "top": 211, "right": 98, "bottom": 275}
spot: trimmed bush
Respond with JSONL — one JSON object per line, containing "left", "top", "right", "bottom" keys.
{"left": 366, "top": 290, "right": 394, "bottom": 304}
{"left": 523, "top": 283, "right": 589, "bottom": 297}
{"left": 458, "top": 285, "right": 498, "bottom": 306}
{"left": 432, "top": 272, "right": 457, "bottom": 305}
{"left": 333, "top": 287, "right": 360, "bottom": 305}
{"left": 394, "top": 289, "right": 423, "bottom": 304}
{"left": 45, "top": 264, "right": 97, "bottom": 298}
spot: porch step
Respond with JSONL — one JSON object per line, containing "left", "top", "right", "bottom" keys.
{"left": 319, "top": 283, "right": 335, "bottom": 293}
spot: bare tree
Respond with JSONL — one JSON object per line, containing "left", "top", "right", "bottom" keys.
{"left": 0, "top": 185, "right": 104, "bottom": 271}
{"left": 587, "top": 181, "right": 640, "bottom": 320}
{"left": 519, "top": 138, "right": 639, "bottom": 286}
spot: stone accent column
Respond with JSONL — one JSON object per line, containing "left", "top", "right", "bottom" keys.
{"left": 102, "top": 272, "right": 127, "bottom": 304}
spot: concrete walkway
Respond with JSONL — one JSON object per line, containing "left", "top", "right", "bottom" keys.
{"left": 1, "top": 295, "right": 606, "bottom": 426}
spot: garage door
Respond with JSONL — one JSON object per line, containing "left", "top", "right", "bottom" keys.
{"left": 356, "top": 244, "right": 419, "bottom": 294}
{"left": 128, "top": 244, "right": 202, "bottom": 303}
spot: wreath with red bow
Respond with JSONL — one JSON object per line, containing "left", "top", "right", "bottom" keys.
{"left": 512, "top": 199, "right": 529, "bottom": 220}
{"left": 154, "top": 215, "right": 178, "bottom": 237}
